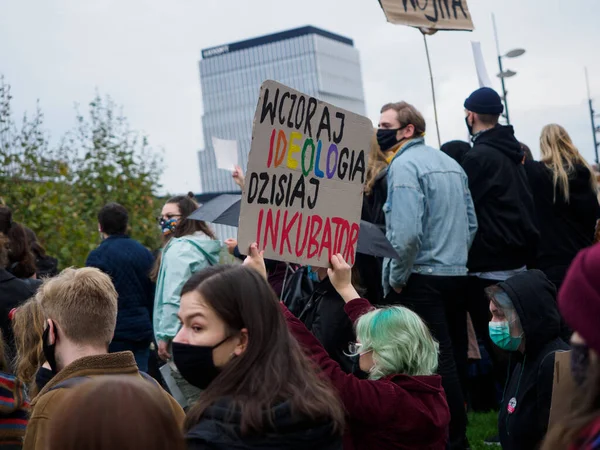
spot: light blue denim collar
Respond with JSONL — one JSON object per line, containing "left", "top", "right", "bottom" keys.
{"left": 390, "top": 136, "right": 425, "bottom": 163}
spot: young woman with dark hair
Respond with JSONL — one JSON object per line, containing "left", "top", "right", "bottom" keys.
{"left": 23, "top": 227, "right": 58, "bottom": 278}
{"left": 0, "top": 233, "right": 40, "bottom": 365}
{"left": 0, "top": 206, "right": 37, "bottom": 281}
{"left": 172, "top": 261, "right": 344, "bottom": 449}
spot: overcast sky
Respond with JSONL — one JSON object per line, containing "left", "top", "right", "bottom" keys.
{"left": 1, "top": 0, "right": 599, "bottom": 194}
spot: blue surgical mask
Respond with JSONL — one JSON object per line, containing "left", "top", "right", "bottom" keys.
{"left": 489, "top": 321, "right": 522, "bottom": 352}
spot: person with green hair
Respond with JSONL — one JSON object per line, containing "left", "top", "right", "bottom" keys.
{"left": 279, "top": 253, "right": 451, "bottom": 450}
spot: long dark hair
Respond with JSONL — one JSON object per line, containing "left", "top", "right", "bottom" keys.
{"left": 542, "top": 358, "right": 600, "bottom": 449}
{"left": 0, "top": 206, "right": 36, "bottom": 278}
{"left": 150, "top": 193, "right": 216, "bottom": 282}
{"left": 181, "top": 265, "right": 345, "bottom": 435}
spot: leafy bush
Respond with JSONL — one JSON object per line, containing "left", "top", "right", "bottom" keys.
{"left": 0, "top": 76, "right": 164, "bottom": 268}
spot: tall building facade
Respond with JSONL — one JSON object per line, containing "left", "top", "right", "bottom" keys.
{"left": 197, "top": 26, "right": 367, "bottom": 195}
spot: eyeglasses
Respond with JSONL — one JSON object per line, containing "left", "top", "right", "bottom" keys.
{"left": 347, "top": 342, "right": 363, "bottom": 355}
{"left": 156, "top": 214, "right": 181, "bottom": 224}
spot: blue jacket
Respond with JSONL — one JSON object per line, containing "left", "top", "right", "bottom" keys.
{"left": 86, "top": 235, "right": 155, "bottom": 343}
{"left": 153, "top": 233, "right": 221, "bottom": 343}
{"left": 383, "top": 138, "right": 478, "bottom": 295}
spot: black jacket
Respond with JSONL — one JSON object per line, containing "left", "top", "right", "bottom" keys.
{"left": 362, "top": 168, "right": 387, "bottom": 227}
{"left": 461, "top": 125, "right": 539, "bottom": 272}
{"left": 525, "top": 161, "right": 600, "bottom": 272}
{"left": 281, "top": 269, "right": 354, "bottom": 373}
{"left": 85, "top": 235, "right": 155, "bottom": 343}
{"left": 358, "top": 167, "right": 387, "bottom": 304}
{"left": 0, "top": 269, "right": 41, "bottom": 363}
{"left": 186, "top": 399, "right": 343, "bottom": 450}
{"left": 497, "top": 270, "right": 569, "bottom": 450}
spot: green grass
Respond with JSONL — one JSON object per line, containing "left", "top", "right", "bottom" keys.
{"left": 467, "top": 411, "right": 499, "bottom": 450}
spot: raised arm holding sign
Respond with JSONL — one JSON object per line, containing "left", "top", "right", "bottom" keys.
{"left": 238, "top": 80, "right": 373, "bottom": 268}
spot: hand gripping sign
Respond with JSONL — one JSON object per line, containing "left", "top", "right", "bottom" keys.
{"left": 238, "top": 80, "right": 374, "bottom": 267}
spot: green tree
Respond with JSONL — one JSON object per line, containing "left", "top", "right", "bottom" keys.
{"left": 0, "top": 76, "right": 164, "bottom": 268}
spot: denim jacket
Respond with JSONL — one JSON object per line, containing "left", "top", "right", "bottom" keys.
{"left": 382, "top": 138, "right": 477, "bottom": 295}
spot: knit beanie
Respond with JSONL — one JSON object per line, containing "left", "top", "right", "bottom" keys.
{"left": 558, "top": 244, "right": 600, "bottom": 354}
{"left": 464, "top": 87, "right": 504, "bottom": 115}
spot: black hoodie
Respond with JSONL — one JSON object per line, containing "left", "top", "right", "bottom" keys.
{"left": 496, "top": 270, "right": 569, "bottom": 450}
{"left": 186, "top": 399, "right": 342, "bottom": 450}
{"left": 524, "top": 161, "right": 600, "bottom": 272}
{"left": 461, "top": 125, "right": 540, "bottom": 272}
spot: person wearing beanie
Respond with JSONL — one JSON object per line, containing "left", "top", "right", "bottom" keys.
{"left": 542, "top": 244, "right": 600, "bottom": 450}
{"left": 486, "top": 270, "right": 569, "bottom": 450}
{"left": 461, "top": 88, "right": 540, "bottom": 408}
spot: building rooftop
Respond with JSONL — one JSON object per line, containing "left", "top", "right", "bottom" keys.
{"left": 201, "top": 25, "right": 354, "bottom": 59}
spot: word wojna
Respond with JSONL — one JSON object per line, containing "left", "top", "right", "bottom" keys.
{"left": 255, "top": 207, "right": 360, "bottom": 265}
{"left": 402, "top": 0, "right": 469, "bottom": 23}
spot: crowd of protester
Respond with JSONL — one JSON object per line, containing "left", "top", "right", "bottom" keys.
{"left": 1, "top": 86, "right": 600, "bottom": 450}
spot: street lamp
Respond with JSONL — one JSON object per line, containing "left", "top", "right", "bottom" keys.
{"left": 492, "top": 13, "right": 526, "bottom": 125}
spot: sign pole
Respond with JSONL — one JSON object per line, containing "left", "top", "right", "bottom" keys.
{"left": 586, "top": 67, "right": 600, "bottom": 165}
{"left": 422, "top": 33, "right": 442, "bottom": 148}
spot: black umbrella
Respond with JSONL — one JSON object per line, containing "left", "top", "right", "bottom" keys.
{"left": 190, "top": 195, "right": 400, "bottom": 259}
{"left": 188, "top": 194, "right": 241, "bottom": 227}
{"left": 356, "top": 220, "right": 399, "bottom": 259}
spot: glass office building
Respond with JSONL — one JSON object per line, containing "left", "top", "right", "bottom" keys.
{"left": 197, "top": 25, "right": 367, "bottom": 195}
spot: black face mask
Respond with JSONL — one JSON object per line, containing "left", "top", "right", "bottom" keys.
{"left": 570, "top": 343, "right": 590, "bottom": 386}
{"left": 42, "top": 323, "right": 58, "bottom": 374}
{"left": 376, "top": 128, "right": 401, "bottom": 152}
{"left": 465, "top": 116, "right": 474, "bottom": 136}
{"left": 350, "top": 354, "right": 369, "bottom": 380}
{"left": 172, "top": 336, "right": 231, "bottom": 390}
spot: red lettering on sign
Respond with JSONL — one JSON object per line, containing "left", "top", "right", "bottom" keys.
{"left": 263, "top": 209, "right": 280, "bottom": 252}
{"left": 307, "top": 215, "right": 323, "bottom": 259}
{"left": 275, "top": 130, "right": 287, "bottom": 167}
{"left": 279, "top": 210, "right": 299, "bottom": 255}
{"left": 256, "top": 209, "right": 264, "bottom": 248}
{"left": 345, "top": 221, "right": 360, "bottom": 265}
{"left": 331, "top": 217, "right": 345, "bottom": 254}
{"left": 295, "top": 214, "right": 311, "bottom": 258}
{"left": 319, "top": 218, "right": 333, "bottom": 261}
{"left": 267, "top": 129, "right": 276, "bottom": 168}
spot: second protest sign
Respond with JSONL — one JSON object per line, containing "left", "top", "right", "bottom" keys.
{"left": 238, "top": 80, "right": 373, "bottom": 267}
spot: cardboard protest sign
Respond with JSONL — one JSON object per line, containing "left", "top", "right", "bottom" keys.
{"left": 238, "top": 80, "right": 373, "bottom": 267}
{"left": 378, "top": 0, "right": 474, "bottom": 31}
{"left": 548, "top": 351, "right": 576, "bottom": 429}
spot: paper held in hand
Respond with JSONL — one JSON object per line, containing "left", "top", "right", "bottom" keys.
{"left": 378, "top": 0, "right": 475, "bottom": 31}
{"left": 212, "top": 137, "right": 239, "bottom": 172}
{"left": 237, "top": 80, "right": 373, "bottom": 267}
